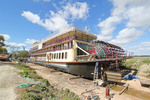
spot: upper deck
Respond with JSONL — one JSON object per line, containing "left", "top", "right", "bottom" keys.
{"left": 30, "top": 25, "right": 97, "bottom": 53}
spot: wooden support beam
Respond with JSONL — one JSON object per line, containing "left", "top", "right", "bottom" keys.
{"left": 119, "top": 84, "right": 129, "bottom": 95}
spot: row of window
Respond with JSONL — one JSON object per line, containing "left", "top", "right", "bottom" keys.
{"left": 77, "top": 42, "right": 93, "bottom": 50}
{"left": 53, "top": 41, "right": 73, "bottom": 50}
{"left": 48, "top": 52, "right": 67, "bottom": 60}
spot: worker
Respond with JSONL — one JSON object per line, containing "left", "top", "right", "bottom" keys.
{"left": 101, "top": 67, "right": 104, "bottom": 81}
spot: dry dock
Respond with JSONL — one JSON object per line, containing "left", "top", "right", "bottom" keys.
{"left": 26, "top": 63, "right": 150, "bottom": 100}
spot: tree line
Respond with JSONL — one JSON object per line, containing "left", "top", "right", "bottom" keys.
{"left": 0, "top": 35, "right": 29, "bottom": 59}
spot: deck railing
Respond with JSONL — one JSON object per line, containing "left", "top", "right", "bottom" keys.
{"left": 42, "top": 36, "right": 75, "bottom": 48}
{"left": 42, "top": 35, "right": 90, "bottom": 49}
{"left": 70, "top": 23, "right": 97, "bottom": 36}
{"left": 29, "top": 46, "right": 38, "bottom": 52}
{"left": 30, "top": 46, "right": 72, "bottom": 55}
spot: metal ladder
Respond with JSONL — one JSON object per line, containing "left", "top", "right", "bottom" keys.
{"left": 93, "top": 62, "right": 99, "bottom": 85}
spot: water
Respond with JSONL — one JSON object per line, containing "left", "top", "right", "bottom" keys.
{"left": 109, "top": 84, "right": 150, "bottom": 100}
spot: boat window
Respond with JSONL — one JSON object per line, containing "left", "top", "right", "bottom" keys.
{"left": 52, "top": 54, "right": 53, "bottom": 59}
{"left": 68, "top": 42, "right": 69, "bottom": 48}
{"left": 80, "top": 43, "right": 82, "bottom": 48}
{"left": 56, "top": 53, "right": 58, "bottom": 59}
{"left": 77, "top": 42, "right": 80, "bottom": 46}
{"left": 62, "top": 52, "right": 64, "bottom": 59}
{"left": 71, "top": 41, "right": 73, "bottom": 48}
{"left": 83, "top": 43, "right": 85, "bottom": 49}
{"left": 65, "top": 52, "right": 67, "bottom": 59}
{"left": 54, "top": 53, "right": 56, "bottom": 59}
{"left": 59, "top": 53, "right": 61, "bottom": 59}
{"left": 49, "top": 53, "right": 51, "bottom": 59}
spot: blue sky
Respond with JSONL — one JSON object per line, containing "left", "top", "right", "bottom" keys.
{"left": 0, "top": 0, "right": 150, "bottom": 55}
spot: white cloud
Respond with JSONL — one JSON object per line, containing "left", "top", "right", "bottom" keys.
{"left": 21, "top": 11, "right": 42, "bottom": 24}
{"left": 126, "top": 6, "right": 150, "bottom": 28}
{"left": 0, "top": 34, "right": 10, "bottom": 41}
{"left": 25, "top": 39, "right": 38, "bottom": 44}
{"left": 63, "top": 2, "right": 89, "bottom": 20}
{"left": 110, "top": 28, "right": 143, "bottom": 46}
{"left": 6, "top": 42, "right": 26, "bottom": 47}
{"left": 140, "top": 42, "right": 150, "bottom": 47}
{"left": 97, "top": 16, "right": 121, "bottom": 40}
{"left": 97, "top": 0, "right": 150, "bottom": 44}
{"left": 43, "top": 13, "right": 70, "bottom": 32}
{"left": 22, "top": 2, "right": 89, "bottom": 32}
{"left": 127, "top": 42, "right": 150, "bottom": 55}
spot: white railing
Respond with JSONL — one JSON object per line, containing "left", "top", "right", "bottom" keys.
{"left": 70, "top": 23, "right": 97, "bottom": 36}
{"left": 41, "top": 23, "right": 97, "bottom": 42}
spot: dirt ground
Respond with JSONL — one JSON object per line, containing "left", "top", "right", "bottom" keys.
{"left": 26, "top": 63, "right": 148, "bottom": 100}
{"left": 0, "top": 62, "right": 35, "bottom": 100}
{"left": 0, "top": 62, "right": 149, "bottom": 100}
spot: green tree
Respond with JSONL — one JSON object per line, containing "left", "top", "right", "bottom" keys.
{"left": 0, "top": 35, "right": 5, "bottom": 47}
{"left": 8, "top": 45, "right": 29, "bottom": 59}
{"left": 0, "top": 48, "right": 7, "bottom": 54}
{"left": 0, "top": 35, "right": 4, "bottom": 42}
{"left": 0, "top": 35, "right": 7, "bottom": 54}
{"left": 17, "top": 50, "right": 29, "bottom": 59}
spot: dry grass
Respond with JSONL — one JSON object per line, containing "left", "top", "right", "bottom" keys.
{"left": 122, "top": 57, "right": 150, "bottom": 78}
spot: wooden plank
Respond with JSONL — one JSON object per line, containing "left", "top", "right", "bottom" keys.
{"left": 107, "top": 76, "right": 122, "bottom": 80}
{"left": 106, "top": 71, "right": 122, "bottom": 76}
{"left": 119, "top": 84, "right": 129, "bottom": 95}
{"left": 107, "top": 78, "right": 122, "bottom": 82}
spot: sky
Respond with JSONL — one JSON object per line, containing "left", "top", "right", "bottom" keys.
{"left": 0, "top": 0, "right": 150, "bottom": 55}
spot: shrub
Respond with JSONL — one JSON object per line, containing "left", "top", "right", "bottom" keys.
{"left": 39, "top": 79, "right": 50, "bottom": 87}
{"left": 21, "top": 92, "right": 42, "bottom": 100}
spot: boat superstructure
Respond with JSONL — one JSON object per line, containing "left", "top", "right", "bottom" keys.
{"left": 29, "top": 27, "right": 96, "bottom": 66}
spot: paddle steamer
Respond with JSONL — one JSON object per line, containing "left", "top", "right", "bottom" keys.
{"left": 29, "top": 25, "right": 131, "bottom": 79}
